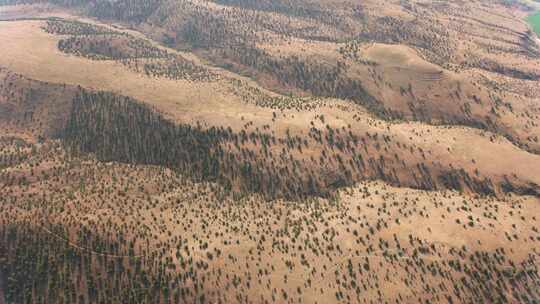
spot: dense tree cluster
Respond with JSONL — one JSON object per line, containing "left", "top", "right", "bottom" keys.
{"left": 60, "top": 88, "right": 538, "bottom": 200}
{"left": 1, "top": 139, "right": 538, "bottom": 303}
{"left": 43, "top": 18, "right": 116, "bottom": 36}
{"left": 45, "top": 19, "right": 214, "bottom": 81}
{"left": 1, "top": 224, "right": 174, "bottom": 303}
{"left": 216, "top": 46, "right": 393, "bottom": 119}
{"left": 4, "top": 0, "right": 540, "bottom": 154}
{"left": 1, "top": 2, "right": 540, "bottom": 302}
{"left": 58, "top": 35, "right": 168, "bottom": 60}
{"left": 0, "top": 0, "right": 163, "bottom": 23}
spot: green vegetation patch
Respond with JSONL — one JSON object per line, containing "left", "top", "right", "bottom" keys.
{"left": 527, "top": 11, "right": 540, "bottom": 37}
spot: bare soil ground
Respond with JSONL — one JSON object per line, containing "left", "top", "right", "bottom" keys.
{"left": 1, "top": 137, "right": 539, "bottom": 303}
{"left": 0, "top": 18, "right": 539, "bottom": 196}
{"left": 0, "top": 2, "right": 539, "bottom": 304}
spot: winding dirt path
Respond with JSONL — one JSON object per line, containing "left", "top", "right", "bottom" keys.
{"left": 35, "top": 222, "right": 146, "bottom": 259}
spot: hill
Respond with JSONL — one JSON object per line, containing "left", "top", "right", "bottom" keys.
{"left": 0, "top": 1, "right": 539, "bottom": 303}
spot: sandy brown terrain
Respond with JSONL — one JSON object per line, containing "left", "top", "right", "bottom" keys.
{"left": 1, "top": 137, "right": 539, "bottom": 303}
{"left": 1, "top": 18, "right": 539, "bottom": 196}
{"left": 0, "top": 1, "right": 539, "bottom": 304}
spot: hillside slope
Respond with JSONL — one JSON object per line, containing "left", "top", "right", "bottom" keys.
{"left": 0, "top": 2, "right": 539, "bottom": 304}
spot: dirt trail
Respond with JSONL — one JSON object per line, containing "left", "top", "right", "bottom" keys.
{"left": 36, "top": 223, "right": 146, "bottom": 259}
